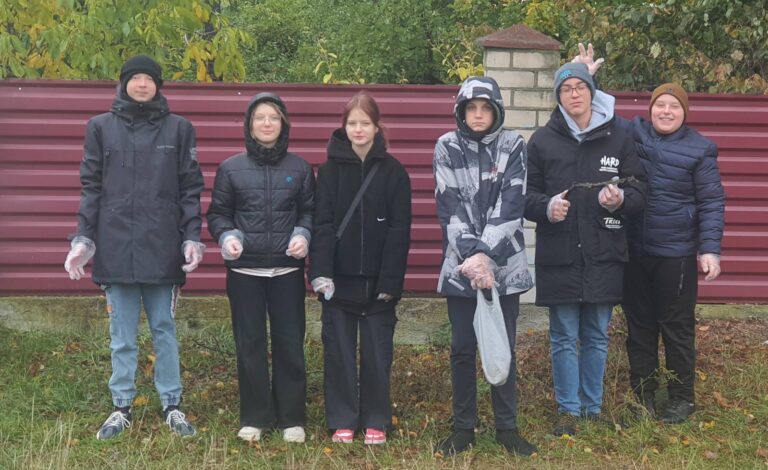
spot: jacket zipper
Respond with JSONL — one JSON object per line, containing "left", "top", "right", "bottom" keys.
{"left": 266, "top": 165, "right": 272, "bottom": 264}
{"left": 359, "top": 162, "right": 365, "bottom": 275}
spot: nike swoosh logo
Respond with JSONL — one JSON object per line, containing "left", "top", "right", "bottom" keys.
{"left": 377, "top": 217, "right": 386, "bottom": 222}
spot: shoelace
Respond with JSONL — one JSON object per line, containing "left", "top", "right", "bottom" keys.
{"left": 165, "top": 409, "right": 188, "bottom": 428}
{"left": 104, "top": 411, "right": 131, "bottom": 429}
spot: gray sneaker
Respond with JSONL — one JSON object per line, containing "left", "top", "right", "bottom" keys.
{"left": 163, "top": 406, "right": 196, "bottom": 437}
{"left": 96, "top": 408, "right": 132, "bottom": 440}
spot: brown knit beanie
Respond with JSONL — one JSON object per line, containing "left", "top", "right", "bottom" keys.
{"left": 649, "top": 83, "right": 689, "bottom": 121}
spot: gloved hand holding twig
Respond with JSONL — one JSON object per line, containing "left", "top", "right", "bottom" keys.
{"left": 64, "top": 236, "right": 96, "bottom": 280}
{"left": 460, "top": 252, "right": 495, "bottom": 290}
{"left": 547, "top": 190, "right": 571, "bottom": 223}
{"left": 182, "top": 240, "right": 205, "bottom": 273}
{"left": 285, "top": 235, "right": 309, "bottom": 259}
{"left": 598, "top": 184, "right": 624, "bottom": 212}
{"left": 311, "top": 277, "right": 335, "bottom": 301}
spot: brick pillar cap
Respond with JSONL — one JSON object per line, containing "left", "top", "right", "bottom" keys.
{"left": 477, "top": 24, "right": 561, "bottom": 51}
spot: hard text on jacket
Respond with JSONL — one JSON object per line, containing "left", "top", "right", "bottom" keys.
{"left": 599, "top": 155, "right": 620, "bottom": 174}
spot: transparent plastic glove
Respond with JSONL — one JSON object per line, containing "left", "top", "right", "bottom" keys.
{"left": 311, "top": 277, "right": 335, "bottom": 301}
{"left": 64, "top": 236, "right": 95, "bottom": 280}
{"left": 460, "top": 253, "right": 495, "bottom": 289}
{"left": 598, "top": 184, "right": 624, "bottom": 212}
{"left": 547, "top": 190, "right": 571, "bottom": 223}
{"left": 181, "top": 240, "right": 205, "bottom": 273}
{"left": 699, "top": 253, "right": 721, "bottom": 281}
{"left": 571, "top": 42, "right": 605, "bottom": 76}
{"left": 221, "top": 235, "right": 243, "bottom": 261}
{"left": 285, "top": 235, "right": 309, "bottom": 259}
{"left": 377, "top": 293, "right": 394, "bottom": 302}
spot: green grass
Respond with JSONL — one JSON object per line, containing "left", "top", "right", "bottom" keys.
{"left": 0, "top": 315, "right": 767, "bottom": 469}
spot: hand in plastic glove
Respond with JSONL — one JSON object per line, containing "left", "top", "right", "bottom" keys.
{"left": 285, "top": 235, "right": 309, "bottom": 259}
{"left": 377, "top": 292, "right": 394, "bottom": 302}
{"left": 221, "top": 236, "right": 243, "bottom": 261}
{"left": 182, "top": 240, "right": 205, "bottom": 273}
{"left": 64, "top": 237, "right": 96, "bottom": 280}
{"left": 571, "top": 42, "right": 605, "bottom": 76}
{"left": 699, "top": 253, "right": 721, "bottom": 281}
{"left": 547, "top": 190, "right": 571, "bottom": 223}
{"left": 460, "top": 253, "right": 495, "bottom": 290}
{"left": 311, "top": 277, "right": 335, "bottom": 301}
{"left": 598, "top": 184, "right": 624, "bottom": 212}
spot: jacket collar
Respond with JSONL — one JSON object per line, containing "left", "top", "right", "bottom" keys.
{"left": 327, "top": 128, "right": 387, "bottom": 164}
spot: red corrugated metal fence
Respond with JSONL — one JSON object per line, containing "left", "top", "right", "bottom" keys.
{"left": 1, "top": 80, "right": 766, "bottom": 303}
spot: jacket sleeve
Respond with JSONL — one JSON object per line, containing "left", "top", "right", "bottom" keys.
{"left": 206, "top": 163, "right": 236, "bottom": 244}
{"left": 479, "top": 135, "right": 527, "bottom": 260}
{"left": 376, "top": 165, "right": 412, "bottom": 298}
{"left": 614, "top": 133, "right": 648, "bottom": 216}
{"left": 433, "top": 136, "right": 487, "bottom": 260}
{"left": 75, "top": 118, "right": 103, "bottom": 241}
{"left": 694, "top": 141, "right": 726, "bottom": 255}
{"left": 308, "top": 163, "right": 336, "bottom": 281}
{"left": 177, "top": 121, "right": 204, "bottom": 241}
{"left": 293, "top": 160, "right": 316, "bottom": 241}
{"left": 523, "top": 137, "right": 552, "bottom": 224}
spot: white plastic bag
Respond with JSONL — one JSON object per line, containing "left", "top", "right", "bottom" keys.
{"left": 473, "top": 287, "right": 511, "bottom": 386}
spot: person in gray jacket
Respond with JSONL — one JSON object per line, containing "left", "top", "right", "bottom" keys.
{"left": 64, "top": 55, "right": 204, "bottom": 440}
{"left": 432, "top": 76, "right": 536, "bottom": 457}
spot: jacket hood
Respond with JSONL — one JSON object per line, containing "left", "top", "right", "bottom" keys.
{"left": 244, "top": 92, "right": 290, "bottom": 165}
{"left": 327, "top": 128, "right": 387, "bottom": 164}
{"left": 111, "top": 84, "right": 169, "bottom": 124}
{"left": 556, "top": 89, "right": 615, "bottom": 141}
{"left": 454, "top": 76, "right": 505, "bottom": 143}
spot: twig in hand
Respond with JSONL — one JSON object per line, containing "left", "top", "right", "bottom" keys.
{"left": 567, "top": 175, "right": 638, "bottom": 192}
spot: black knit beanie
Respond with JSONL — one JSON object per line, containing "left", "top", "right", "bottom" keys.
{"left": 120, "top": 55, "right": 163, "bottom": 95}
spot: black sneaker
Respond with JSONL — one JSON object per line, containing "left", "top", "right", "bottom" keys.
{"left": 96, "top": 407, "right": 132, "bottom": 440}
{"left": 434, "top": 429, "right": 475, "bottom": 457}
{"left": 163, "top": 406, "right": 196, "bottom": 437}
{"left": 495, "top": 429, "right": 537, "bottom": 456}
{"left": 661, "top": 399, "right": 695, "bottom": 424}
{"left": 552, "top": 413, "right": 578, "bottom": 437}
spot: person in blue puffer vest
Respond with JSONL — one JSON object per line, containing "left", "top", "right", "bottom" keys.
{"left": 573, "top": 43, "right": 726, "bottom": 425}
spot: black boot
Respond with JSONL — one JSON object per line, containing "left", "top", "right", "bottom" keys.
{"left": 661, "top": 399, "right": 695, "bottom": 424}
{"left": 434, "top": 429, "right": 475, "bottom": 457}
{"left": 496, "top": 429, "right": 537, "bottom": 456}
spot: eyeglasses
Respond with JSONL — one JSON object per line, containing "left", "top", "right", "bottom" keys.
{"left": 252, "top": 115, "right": 281, "bottom": 125}
{"left": 559, "top": 84, "right": 589, "bottom": 95}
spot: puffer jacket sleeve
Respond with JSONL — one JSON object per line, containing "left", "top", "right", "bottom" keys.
{"left": 206, "top": 162, "right": 236, "bottom": 244}
{"left": 293, "top": 160, "right": 316, "bottom": 240}
{"left": 375, "top": 163, "right": 412, "bottom": 298}
{"left": 694, "top": 141, "right": 726, "bottom": 254}
{"left": 75, "top": 119, "right": 104, "bottom": 240}
{"left": 479, "top": 134, "right": 527, "bottom": 260}
{"left": 613, "top": 133, "right": 648, "bottom": 216}
{"left": 523, "top": 137, "right": 551, "bottom": 224}
{"left": 177, "top": 121, "right": 204, "bottom": 241}
{"left": 433, "top": 136, "right": 487, "bottom": 260}
{"left": 308, "top": 163, "right": 336, "bottom": 281}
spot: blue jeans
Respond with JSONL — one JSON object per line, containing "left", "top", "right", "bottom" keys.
{"left": 104, "top": 283, "right": 182, "bottom": 408}
{"left": 549, "top": 303, "right": 613, "bottom": 416}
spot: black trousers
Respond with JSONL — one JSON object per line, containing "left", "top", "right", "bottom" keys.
{"left": 447, "top": 293, "right": 520, "bottom": 430}
{"left": 321, "top": 303, "right": 397, "bottom": 430}
{"left": 227, "top": 269, "right": 307, "bottom": 428}
{"left": 622, "top": 255, "right": 698, "bottom": 402}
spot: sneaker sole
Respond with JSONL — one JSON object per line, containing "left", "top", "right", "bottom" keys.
{"left": 364, "top": 438, "right": 386, "bottom": 445}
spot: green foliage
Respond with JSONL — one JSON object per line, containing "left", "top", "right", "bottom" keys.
{"left": 0, "top": 0, "right": 252, "bottom": 82}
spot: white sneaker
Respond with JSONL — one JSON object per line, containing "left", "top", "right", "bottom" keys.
{"left": 283, "top": 426, "right": 306, "bottom": 443}
{"left": 237, "top": 426, "right": 262, "bottom": 442}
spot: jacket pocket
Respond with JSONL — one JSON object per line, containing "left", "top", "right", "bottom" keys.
{"left": 593, "top": 214, "right": 628, "bottom": 262}
{"left": 535, "top": 221, "right": 574, "bottom": 266}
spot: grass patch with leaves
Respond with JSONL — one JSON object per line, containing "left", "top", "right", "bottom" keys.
{"left": 0, "top": 314, "right": 766, "bottom": 469}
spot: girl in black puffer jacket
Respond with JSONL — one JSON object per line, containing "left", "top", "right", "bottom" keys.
{"left": 309, "top": 91, "right": 411, "bottom": 445}
{"left": 207, "top": 93, "right": 315, "bottom": 444}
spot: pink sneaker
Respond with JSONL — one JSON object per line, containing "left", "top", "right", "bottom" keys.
{"left": 364, "top": 428, "right": 386, "bottom": 445}
{"left": 332, "top": 428, "right": 354, "bottom": 443}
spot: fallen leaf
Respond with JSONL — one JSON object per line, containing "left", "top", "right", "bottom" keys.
{"left": 66, "top": 438, "right": 80, "bottom": 447}
{"left": 703, "top": 450, "right": 718, "bottom": 460}
{"left": 713, "top": 391, "right": 730, "bottom": 408}
{"left": 583, "top": 447, "right": 592, "bottom": 453}
{"left": 668, "top": 436, "right": 679, "bottom": 444}
{"left": 391, "top": 415, "right": 399, "bottom": 426}
{"left": 323, "top": 447, "right": 333, "bottom": 456}
{"left": 696, "top": 370, "right": 708, "bottom": 381}
{"left": 681, "top": 436, "right": 691, "bottom": 446}
{"left": 147, "top": 354, "right": 156, "bottom": 363}
{"left": 133, "top": 395, "right": 149, "bottom": 407}
{"left": 698, "top": 325, "right": 710, "bottom": 332}
{"left": 756, "top": 448, "right": 768, "bottom": 458}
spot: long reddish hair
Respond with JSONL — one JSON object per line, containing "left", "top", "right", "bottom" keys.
{"left": 342, "top": 91, "right": 388, "bottom": 146}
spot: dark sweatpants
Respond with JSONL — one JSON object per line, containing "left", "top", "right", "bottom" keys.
{"left": 321, "top": 303, "right": 397, "bottom": 431}
{"left": 622, "top": 255, "right": 698, "bottom": 402}
{"left": 447, "top": 293, "right": 520, "bottom": 430}
{"left": 227, "top": 269, "right": 307, "bottom": 428}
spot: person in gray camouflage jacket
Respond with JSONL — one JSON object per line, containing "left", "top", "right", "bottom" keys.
{"left": 432, "top": 76, "right": 535, "bottom": 457}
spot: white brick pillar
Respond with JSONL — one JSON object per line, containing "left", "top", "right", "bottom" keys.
{"left": 477, "top": 25, "right": 562, "bottom": 303}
